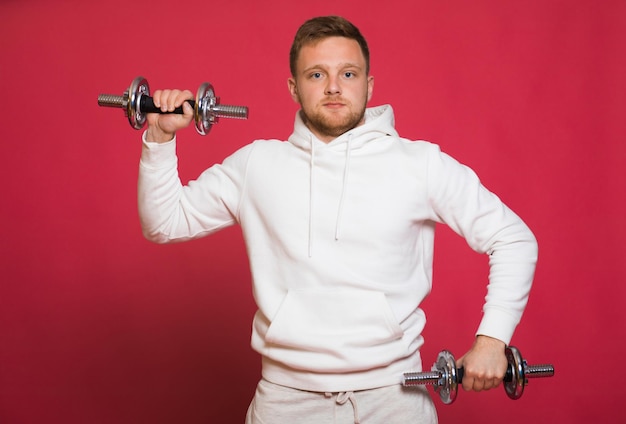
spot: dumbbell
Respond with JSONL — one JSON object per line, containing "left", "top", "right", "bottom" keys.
{"left": 97, "top": 76, "right": 249, "bottom": 135}
{"left": 402, "top": 346, "right": 554, "bottom": 404}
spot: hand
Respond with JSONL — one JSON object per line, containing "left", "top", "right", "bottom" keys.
{"left": 456, "top": 335, "right": 508, "bottom": 392}
{"left": 145, "top": 89, "right": 195, "bottom": 143}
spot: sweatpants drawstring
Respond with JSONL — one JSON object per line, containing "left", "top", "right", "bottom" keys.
{"left": 325, "top": 391, "right": 360, "bottom": 423}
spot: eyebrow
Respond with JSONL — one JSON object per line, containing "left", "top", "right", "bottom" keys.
{"left": 301, "top": 62, "right": 364, "bottom": 74}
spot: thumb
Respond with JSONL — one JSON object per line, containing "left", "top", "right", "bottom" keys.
{"left": 456, "top": 353, "right": 467, "bottom": 368}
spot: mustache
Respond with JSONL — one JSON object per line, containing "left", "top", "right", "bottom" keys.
{"left": 322, "top": 96, "right": 349, "bottom": 104}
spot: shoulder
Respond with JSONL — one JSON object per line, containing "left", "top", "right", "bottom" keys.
{"left": 386, "top": 137, "right": 443, "bottom": 164}
{"left": 223, "top": 139, "right": 298, "bottom": 171}
{"left": 228, "top": 139, "right": 289, "bottom": 158}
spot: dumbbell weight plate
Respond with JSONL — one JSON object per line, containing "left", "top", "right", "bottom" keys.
{"left": 194, "top": 82, "right": 216, "bottom": 135}
{"left": 127, "top": 76, "right": 149, "bottom": 130}
{"left": 504, "top": 346, "right": 525, "bottom": 400}
{"left": 433, "top": 350, "right": 459, "bottom": 404}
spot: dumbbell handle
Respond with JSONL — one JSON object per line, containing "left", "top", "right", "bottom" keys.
{"left": 142, "top": 96, "right": 194, "bottom": 115}
{"left": 97, "top": 94, "right": 248, "bottom": 120}
{"left": 457, "top": 363, "right": 554, "bottom": 383}
{"left": 98, "top": 76, "right": 249, "bottom": 135}
{"left": 403, "top": 362, "right": 554, "bottom": 386}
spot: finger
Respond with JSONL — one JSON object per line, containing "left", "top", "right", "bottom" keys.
{"left": 174, "top": 90, "right": 194, "bottom": 114}
{"left": 164, "top": 89, "right": 181, "bottom": 112}
{"left": 182, "top": 101, "right": 194, "bottom": 117}
{"left": 491, "top": 375, "right": 503, "bottom": 389}
{"left": 164, "top": 89, "right": 192, "bottom": 112}
{"left": 155, "top": 89, "right": 174, "bottom": 112}
{"left": 152, "top": 89, "right": 163, "bottom": 109}
{"left": 461, "top": 375, "right": 477, "bottom": 392}
{"left": 470, "top": 377, "right": 484, "bottom": 392}
{"left": 152, "top": 90, "right": 171, "bottom": 112}
{"left": 477, "top": 375, "right": 503, "bottom": 391}
{"left": 479, "top": 378, "right": 494, "bottom": 391}
{"left": 176, "top": 89, "right": 194, "bottom": 104}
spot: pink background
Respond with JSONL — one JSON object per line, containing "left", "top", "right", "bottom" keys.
{"left": 1, "top": 0, "right": 624, "bottom": 422}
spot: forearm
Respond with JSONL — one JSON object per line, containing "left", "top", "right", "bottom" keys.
{"left": 137, "top": 132, "right": 244, "bottom": 243}
{"left": 145, "top": 126, "right": 176, "bottom": 143}
{"left": 137, "top": 134, "right": 185, "bottom": 243}
{"left": 477, "top": 221, "right": 538, "bottom": 344}
{"left": 427, "top": 147, "right": 539, "bottom": 343}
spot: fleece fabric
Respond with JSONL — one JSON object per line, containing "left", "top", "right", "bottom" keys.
{"left": 137, "top": 104, "right": 538, "bottom": 392}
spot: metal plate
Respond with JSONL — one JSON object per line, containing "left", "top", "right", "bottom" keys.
{"left": 504, "top": 346, "right": 526, "bottom": 400}
{"left": 194, "top": 82, "right": 216, "bottom": 135}
{"left": 433, "top": 350, "right": 459, "bottom": 404}
{"left": 127, "top": 76, "right": 149, "bottom": 130}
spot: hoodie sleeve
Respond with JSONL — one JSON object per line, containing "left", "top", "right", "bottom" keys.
{"left": 426, "top": 145, "right": 538, "bottom": 345}
{"left": 137, "top": 132, "right": 251, "bottom": 243}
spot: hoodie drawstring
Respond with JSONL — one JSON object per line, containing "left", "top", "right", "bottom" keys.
{"left": 308, "top": 133, "right": 353, "bottom": 257}
{"left": 335, "top": 134, "right": 352, "bottom": 240}
{"left": 308, "top": 135, "right": 316, "bottom": 258}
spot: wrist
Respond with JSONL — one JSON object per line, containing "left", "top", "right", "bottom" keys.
{"left": 475, "top": 334, "right": 506, "bottom": 349}
{"left": 146, "top": 126, "right": 175, "bottom": 143}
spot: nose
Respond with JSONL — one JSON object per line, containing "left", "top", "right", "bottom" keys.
{"left": 325, "top": 75, "right": 341, "bottom": 95}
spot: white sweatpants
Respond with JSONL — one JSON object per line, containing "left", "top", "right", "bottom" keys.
{"left": 245, "top": 379, "right": 438, "bottom": 424}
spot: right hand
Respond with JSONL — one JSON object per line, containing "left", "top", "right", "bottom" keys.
{"left": 145, "top": 89, "right": 195, "bottom": 143}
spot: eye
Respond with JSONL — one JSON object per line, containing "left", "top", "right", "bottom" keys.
{"left": 311, "top": 72, "right": 323, "bottom": 79}
{"left": 344, "top": 72, "right": 354, "bottom": 78}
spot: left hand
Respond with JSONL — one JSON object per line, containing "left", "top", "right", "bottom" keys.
{"left": 456, "top": 335, "right": 508, "bottom": 392}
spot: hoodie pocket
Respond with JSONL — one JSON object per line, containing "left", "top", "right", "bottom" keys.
{"left": 265, "top": 288, "right": 404, "bottom": 354}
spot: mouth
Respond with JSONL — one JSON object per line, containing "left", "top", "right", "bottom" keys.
{"left": 323, "top": 101, "right": 346, "bottom": 109}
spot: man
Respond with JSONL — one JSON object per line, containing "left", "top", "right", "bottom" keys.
{"left": 138, "top": 16, "right": 537, "bottom": 423}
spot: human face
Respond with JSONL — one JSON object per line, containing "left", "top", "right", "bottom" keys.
{"left": 288, "top": 36, "right": 374, "bottom": 143}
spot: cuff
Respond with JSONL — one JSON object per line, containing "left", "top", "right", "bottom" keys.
{"left": 140, "top": 131, "right": 177, "bottom": 169}
{"left": 475, "top": 307, "right": 520, "bottom": 345}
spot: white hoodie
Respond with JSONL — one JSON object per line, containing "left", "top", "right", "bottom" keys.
{"left": 138, "top": 104, "right": 538, "bottom": 392}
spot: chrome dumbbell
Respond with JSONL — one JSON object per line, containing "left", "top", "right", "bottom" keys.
{"left": 97, "top": 76, "right": 248, "bottom": 135}
{"left": 402, "top": 346, "right": 554, "bottom": 404}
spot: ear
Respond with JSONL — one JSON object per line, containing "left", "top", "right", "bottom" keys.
{"left": 366, "top": 75, "right": 374, "bottom": 102}
{"left": 287, "top": 77, "right": 299, "bottom": 103}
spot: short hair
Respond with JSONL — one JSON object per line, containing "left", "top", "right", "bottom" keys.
{"left": 289, "top": 16, "right": 370, "bottom": 76}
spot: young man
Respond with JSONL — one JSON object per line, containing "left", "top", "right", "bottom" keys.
{"left": 138, "top": 16, "right": 537, "bottom": 423}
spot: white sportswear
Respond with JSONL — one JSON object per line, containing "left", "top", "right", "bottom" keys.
{"left": 137, "top": 104, "right": 538, "bottom": 393}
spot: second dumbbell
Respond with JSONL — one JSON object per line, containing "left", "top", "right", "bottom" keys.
{"left": 402, "top": 346, "right": 554, "bottom": 404}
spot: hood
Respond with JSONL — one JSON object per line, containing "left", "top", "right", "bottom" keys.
{"left": 288, "top": 104, "right": 399, "bottom": 151}
{"left": 286, "top": 105, "right": 399, "bottom": 257}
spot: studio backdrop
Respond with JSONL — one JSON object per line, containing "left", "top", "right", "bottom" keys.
{"left": 1, "top": 1, "right": 625, "bottom": 423}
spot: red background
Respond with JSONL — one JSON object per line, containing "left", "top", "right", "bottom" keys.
{"left": 1, "top": 0, "right": 625, "bottom": 422}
